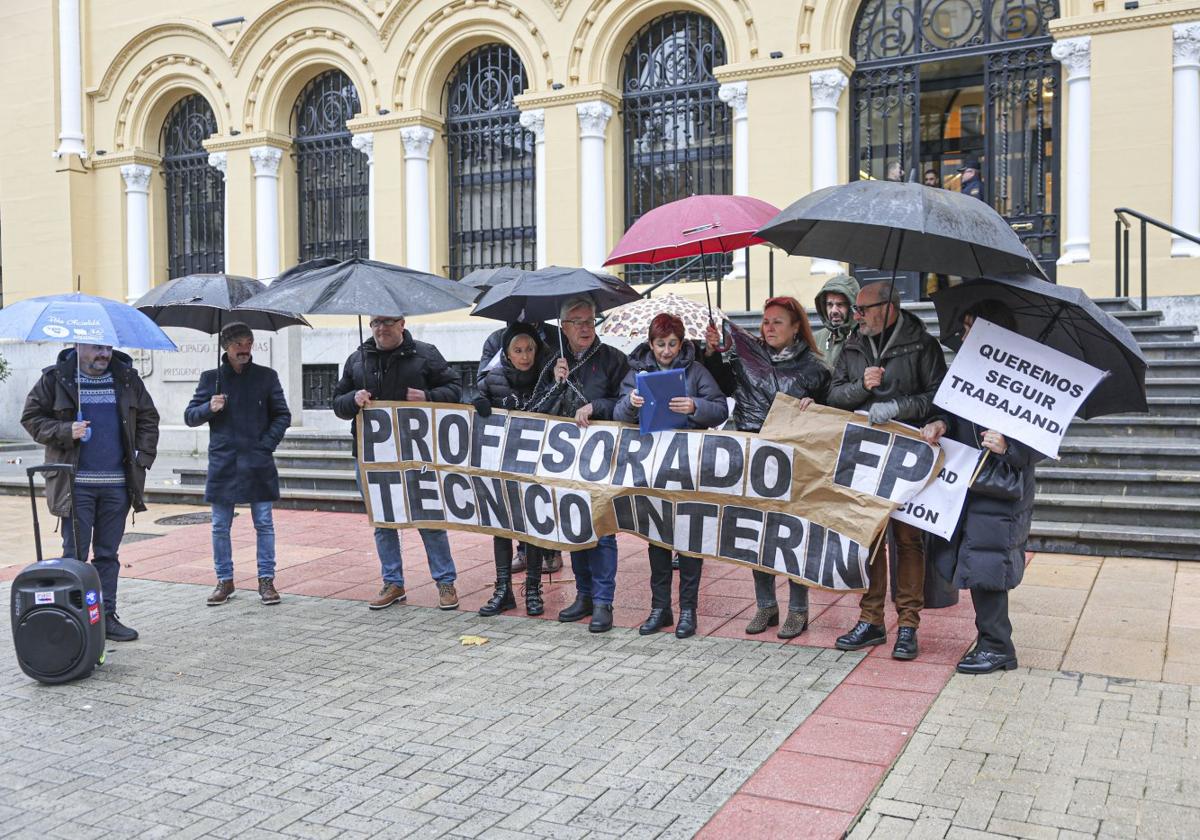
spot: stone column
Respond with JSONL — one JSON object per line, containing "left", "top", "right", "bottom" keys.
{"left": 810, "top": 70, "right": 850, "bottom": 274}
{"left": 401, "top": 126, "right": 435, "bottom": 272}
{"left": 718, "top": 82, "right": 749, "bottom": 279}
{"left": 1052, "top": 37, "right": 1092, "bottom": 265}
{"left": 351, "top": 132, "right": 377, "bottom": 259}
{"left": 207, "top": 151, "right": 229, "bottom": 269}
{"left": 250, "top": 146, "right": 282, "bottom": 279}
{"left": 577, "top": 101, "right": 613, "bottom": 272}
{"left": 121, "top": 164, "right": 152, "bottom": 302}
{"left": 54, "top": 0, "right": 85, "bottom": 158}
{"left": 1172, "top": 24, "right": 1200, "bottom": 258}
{"left": 519, "top": 109, "right": 548, "bottom": 268}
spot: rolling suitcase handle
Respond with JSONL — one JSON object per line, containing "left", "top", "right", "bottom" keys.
{"left": 26, "top": 464, "right": 79, "bottom": 565}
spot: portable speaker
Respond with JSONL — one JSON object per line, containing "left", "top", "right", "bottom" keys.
{"left": 9, "top": 464, "right": 106, "bottom": 685}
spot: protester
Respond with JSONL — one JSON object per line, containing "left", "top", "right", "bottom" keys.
{"left": 921, "top": 300, "right": 1043, "bottom": 674}
{"left": 826, "top": 281, "right": 948, "bottom": 660}
{"left": 184, "top": 323, "right": 291, "bottom": 607}
{"left": 812, "top": 274, "right": 860, "bottom": 368}
{"left": 529, "top": 296, "right": 629, "bottom": 632}
{"left": 473, "top": 323, "right": 558, "bottom": 617}
{"left": 706, "top": 297, "right": 830, "bottom": 639}
{"left": 615, "top": 313, "right": 728, "bottom": 639}
{"left": 332, "top": 314, "right": 462, "bottom": 611}
{"left": 21, "top": 343, "right": 160, "bottom": 642}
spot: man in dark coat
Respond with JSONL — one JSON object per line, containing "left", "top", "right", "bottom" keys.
{"left": 185, "top": 323, "right": 291, "bottom": 606}
{"left": 827, "top": 281, "right": 948, "bottom": 661}
{"left": 21, "top": 343, "right": 160, "bottom": 642}
{"left": 332, "top": 314, "right": 462, "bottom": 611}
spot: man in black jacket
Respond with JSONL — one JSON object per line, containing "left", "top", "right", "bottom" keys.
{"left": 332, "top": 314, "right": 462, "bottom": 611}
{"left": 827, "top": 281, "right": 948, "bottom": 661}
{"left": 185, "top": 323, "right": 291, "bottom": 607}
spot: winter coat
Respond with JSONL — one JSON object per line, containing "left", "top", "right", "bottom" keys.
{"left": 21, "top": 348, "right": 160, "bottom": 518}
{"left": 331, "top": 331, "right": 462, "bottom": 452}
{"left": 716, "top": 335, "right": 831, "bottom": 433}
{"left": 613, "top": 341, "right": 729, "bottom": 430}
{"left": 184, "top": 357, "right": 291, "bottom": 505}
{"left": 926, "top": 415, "right": 1044, "bottom": 591}
{"left": 527, "top": 339, "right": 629, "bottom": 420}
{"left": 477, "top": 323, "right": 561, "bottom": 387}
{"left": 828, "top": 309, "right": 948, "bottom": 425}
{"left": 812, "top": 274, "right": 861, "bottom": 369}
{"left": 479, "top": 350, "right": 556, "bottom": 411}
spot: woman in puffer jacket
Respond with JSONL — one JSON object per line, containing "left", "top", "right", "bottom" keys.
{"left": 705, "top": 296, "right": 831, "bottom": 639}
{"left": 615, "top": 313, "right": 729, "bottom": 639}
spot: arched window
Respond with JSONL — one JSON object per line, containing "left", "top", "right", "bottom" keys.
{"left": 161, "top": 95, "right": 223, "bottom": 278}
{"left": 445, "top": 44, "right": 534, "bottom": 279}
{"left": 622, "top": 13, "right": 731, "bottom": 286}
{"left": 292, "top": 70, "right": 368, "bottom": 262}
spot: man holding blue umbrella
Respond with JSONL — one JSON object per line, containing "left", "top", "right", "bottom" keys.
{"left": 21, "top": 341, "right": 160, "bottom": 642}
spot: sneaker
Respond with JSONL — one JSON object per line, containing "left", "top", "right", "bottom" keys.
{"left": 105, "top": 613, "right": 139, "bottom": 642}
{"left": 258, "top": 577, "right": 281, "bottom": 606}
{"left": 207, "top": 579, "right": 235, "bottom": 606}
{"left": 438, "top": 582, "right": 460, "bottom": 610}
{"left": 369, "top": 583, "right": 406, "bottom": 610}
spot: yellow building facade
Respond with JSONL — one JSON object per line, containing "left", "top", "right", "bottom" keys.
{"left": 2, "top": 0, "right": 1199, "bottom": 315}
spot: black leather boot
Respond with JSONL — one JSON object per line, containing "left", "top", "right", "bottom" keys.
{"left": 558, "top": 595, "right": 593, "bottom": 622}
{"left": 524, "top": 548, "right": 545, "bottom": 616}
{"left": 479, "top": 551, "right": 516, "bottom": 617}
{"left": 835, "top": 621, "right": 887, "bottom": 651}
{"left": 639, "top": 607, "right": 674, "bottom": 635}
{"left": 892, "top": 627, "right": 919, "bottom": 660}
{"left": 675, "top": 608, "right": 697, "bottom": 639}
{"left": 589, "top": 603, "right": 613, "bottom": 633}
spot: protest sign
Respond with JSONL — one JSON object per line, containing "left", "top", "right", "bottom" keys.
{"left": 890, "top": 434, "right": 980, "bottom": 540}
{"left": 357, "top": 398, "right": 943, "bottom": 591}
{"left": 932, "top": 318, "right": 1104, "bottom": 457}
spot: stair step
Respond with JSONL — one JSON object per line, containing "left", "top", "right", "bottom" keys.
{"left": 1147, "top": 360, "right": 1200, "bottom": 378}
{"left": 277, "top": 432, "right": 353, "bottom": 452}
{"left": 1055, "top": 438, "right": 1200, "bottom": 470}
{"left": 1035, "top": 466, "right": 1200, "bottom": 498}
{"left": 1137, "top": 397, "right": 1200, "bottom": 417}
{"left": 1138, "top": 341, "right": 1200, "bottom": 361}
{"left": 1028, "top": 521, "right": 1200, "bottom": 560}
{"left": 272, "top": 449, "right": 357, "bottom": 471}
{"left": 1033, "top": 493, "right": 1200, "bottom": 528}
{"left": 1143, "top": 378, "right": 1200, "bottom": 396}
{"left": 1066, "top": 416, "right": 1200, "bottom": 439}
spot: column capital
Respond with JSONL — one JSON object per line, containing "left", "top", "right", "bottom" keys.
{"left": 810, "top": 70, "right": 849, "bottom": 111}
{"left": 519, "top": 108, "right": 546, "bottom": 142}
{"left": 207, "top": 151, "right": 228, "bottom": 179}
{"left": 351, "top": 131, "right": 376, "bottom": 164}
{"left": 1052, "top": 36, "right": 1091, "bottom": 81}
{"left": 250, "top": 145, "right": 283, "bottom": 176}
{"left": 1174, "top": 22, "right": 1200, "bottom": 69}
{"left": 120, "top": 163, "right": 152, "bottom": 193}
{"left": 577, "top": 101, "right": 613, "bottom": 139}
{"left": 401, "top": 125, "right": 435, "bottom": 159}
{"left": 717, "top": 82, "right": 748, "bottom": 118}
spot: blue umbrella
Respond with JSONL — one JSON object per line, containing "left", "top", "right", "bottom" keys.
{"left": 0, "top": 292, "right": 176, "bottom": 441}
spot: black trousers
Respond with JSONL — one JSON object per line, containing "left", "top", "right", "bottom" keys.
{"left": 648, "top": 545, "right": 702, "bottom": 611}
{"left": 971, "top": 587, "right": 1015, "bottom": 657}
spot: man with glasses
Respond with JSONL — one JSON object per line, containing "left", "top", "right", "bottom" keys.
{"left": 825, "top": 281, "right": 948, "bottom": 662}
{"left": 332, "top": 314, "right": 462, "bottom": 611}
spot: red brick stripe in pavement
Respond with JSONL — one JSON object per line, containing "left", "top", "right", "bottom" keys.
{"left": 12, "top": 509, "right": 985, "bottom": 838}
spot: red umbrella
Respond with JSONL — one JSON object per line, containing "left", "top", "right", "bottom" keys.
{"left": 604, "top": 195, "right": 781, "bottom": 265}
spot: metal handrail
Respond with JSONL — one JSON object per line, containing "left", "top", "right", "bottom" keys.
{"left": 1113, "top": 207, "right": 1200, "bottom": 310}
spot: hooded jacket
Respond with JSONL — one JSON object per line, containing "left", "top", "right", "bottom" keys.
{"left": 21, "top": 348, "right": 160, "bottom": 517}
{"left": 812, "top": 274, "right": 860, "bottom": 369}
{"left": 613, "top": 341, "right": 729, "bottom": 429}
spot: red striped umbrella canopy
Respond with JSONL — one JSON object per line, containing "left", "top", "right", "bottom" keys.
{"left": 604, "top": 195, "right": 782, "bottom": 265}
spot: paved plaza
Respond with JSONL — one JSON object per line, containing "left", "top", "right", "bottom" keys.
{"left": 0, "top": 499, "right": 1197, "bottom": 838}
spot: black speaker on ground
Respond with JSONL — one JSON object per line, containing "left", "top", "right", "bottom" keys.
{"left": 9, "top": 465, "right": 106, "bottom": 685}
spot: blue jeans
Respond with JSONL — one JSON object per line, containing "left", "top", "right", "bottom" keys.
{"left": 571, "top": 535, "right": 618, "bottom": 605}
{"left": 62, "top": 483, "right": 130, "bottom": 616}
{"left": 376, "top": 528, "right": 456, "bottom": 588}
{"left": 212, "top": 502, "right": 276, "bottom": 580}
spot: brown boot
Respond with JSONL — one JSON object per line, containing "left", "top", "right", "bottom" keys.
{"left": 777, "top": 611, "right": 808, "bottom": 639}
{"left": 369, "top": 583, "right": 406, "bottom": 610}
{"left": 438, "top": 582, "right": 460, "bottom": 610}
{"left": 207, "top": 580, "right": 235, "bottom": 606}
{"left": 258, "top": 577, "right": 281, "bottom": 606}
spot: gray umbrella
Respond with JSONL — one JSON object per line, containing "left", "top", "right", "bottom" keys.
{"left": 459, "top": 267, "right": 528, "bottom": 291}
{"left": 134, "top": 273, "right": 310, "bottom": 332}
{"left": 756, "top": 180, "right": 1048, "bottom": 281}
{"left": 471, "top": 266, "right": 639, "bottom": 324}
{"left": 931, "top": 274, "right": 1147, "bottom": 418}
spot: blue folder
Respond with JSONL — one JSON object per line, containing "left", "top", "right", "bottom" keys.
{"left": 636, "top": 368, "right": 688, "bottom": 434}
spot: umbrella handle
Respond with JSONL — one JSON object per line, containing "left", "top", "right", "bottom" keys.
{"left": 75, "top": 354, "right": 91, "bottom": 443}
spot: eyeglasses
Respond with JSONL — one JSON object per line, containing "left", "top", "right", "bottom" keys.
{"left": 851, "top": 301, "right": 891, "bottom": 316}
{"left": 561, "top": 318, "right": 599, "bottom": 328}
{"left": 369, "top": 318, "right": 401, "bottom": 329}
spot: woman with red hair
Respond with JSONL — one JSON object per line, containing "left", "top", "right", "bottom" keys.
{"left": 615, "top": 312, "right": 728, "bottom": 639}
{"left": 705, "top": 296, "right": 831, "bottom": 639}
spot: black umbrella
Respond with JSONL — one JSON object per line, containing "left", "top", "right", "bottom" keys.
{"left": 272, "top": 257, "right": 340, "bottom": 287}
{"left": 757, "top": 180, "right": 1048, "bottom": 282}
{"left": 931, "top": 274, "right": 1148, "bottom": 418}
{"left": 459, "top": 267, "right": 528, "bottom": 291}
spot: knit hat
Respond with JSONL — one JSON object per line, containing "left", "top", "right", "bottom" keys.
{"left": 502, "top": 322, "right": 541, "bottom": 357}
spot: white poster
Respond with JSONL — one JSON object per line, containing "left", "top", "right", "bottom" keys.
{"left": 890, "top": 435, "right": 980, "bottom": 540}
{"left": 933, "top": 319, "right": 1104, "bottom": 457}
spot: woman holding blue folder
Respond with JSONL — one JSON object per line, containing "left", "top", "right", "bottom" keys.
{"left": 705, "top": 296, "right": 831, "bottom": 639}
{"left": 615, "top": 313, "right": 728, "bottom": 639}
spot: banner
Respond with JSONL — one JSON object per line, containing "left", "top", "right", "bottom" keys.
{"left": 932, "top": 319, "right": 1104, "bottom": 457}
{"left": 889, "top": 434, "right": 980, "bottom": 541}
{"left": 357, "top": 398, "right": 943, "bottom": 591}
